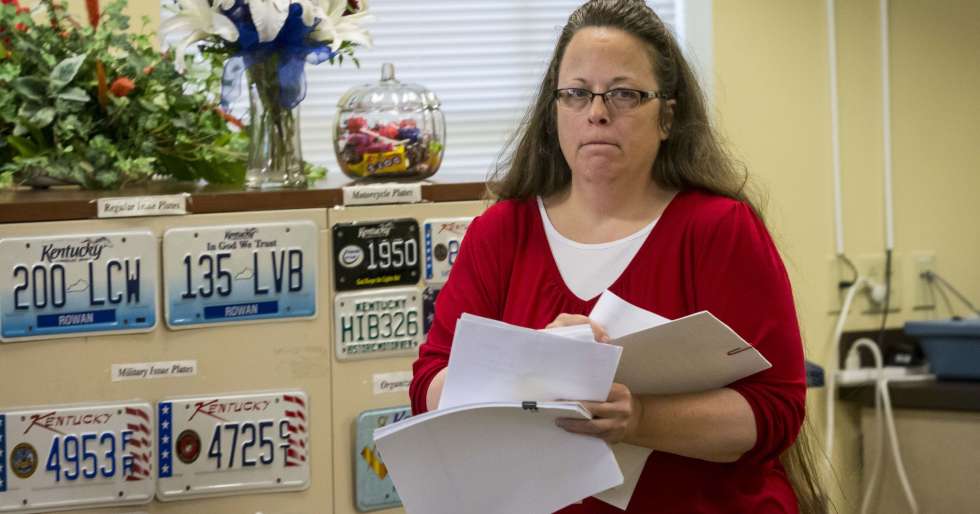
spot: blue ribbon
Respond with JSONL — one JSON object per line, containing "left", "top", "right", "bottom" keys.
{"left": 220, "top": 1, "right": 336, "bottom": 109}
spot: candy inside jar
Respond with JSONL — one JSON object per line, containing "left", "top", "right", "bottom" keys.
{"left": 334, "top": 63, "right": 445, "bottom": 180}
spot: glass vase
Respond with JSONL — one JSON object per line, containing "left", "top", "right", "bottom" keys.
{"left": 246, "top": 59, "right": 306, "bottom": 189}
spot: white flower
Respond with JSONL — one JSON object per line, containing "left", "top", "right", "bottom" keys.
{"left": 247, "top": 0, "right": 294, "bottom": 42}
{"left": 306, "top": 0, "right": 373, "bottom": 49}
{"left": 161, "top": 0, "right": 239, "bottom": 72}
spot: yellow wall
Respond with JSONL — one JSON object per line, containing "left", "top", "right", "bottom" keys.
{"left": 713, "top": 0, "right": 980, "bottom": 512}
{"left": 64, "top": 0, "right": 160, "bottom": 34}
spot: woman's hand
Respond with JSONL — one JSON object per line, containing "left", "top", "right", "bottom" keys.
{"left": 545, "top": 313, "right": 611, "bottom": 342}
{"left": 557, "top": 383, "right": 642, "bottom": 444}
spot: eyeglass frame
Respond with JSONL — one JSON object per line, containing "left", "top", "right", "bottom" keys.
{"left": 554, "top": 87, "right": 671, "bottom": 112}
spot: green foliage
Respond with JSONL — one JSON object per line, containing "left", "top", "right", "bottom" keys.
{"left": 0, "top": 0, "right": 247, "bottom": 189}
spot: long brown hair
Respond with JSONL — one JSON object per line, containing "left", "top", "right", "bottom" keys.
{"left": 489, "top": 1, "right": 826, "bottom": 511}
{"left": 489, "top": 0, "right": 754, "bottom": 216}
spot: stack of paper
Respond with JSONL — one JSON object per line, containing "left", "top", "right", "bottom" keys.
{"left": 374, "top": 291, "right": 772, "bottom": 513}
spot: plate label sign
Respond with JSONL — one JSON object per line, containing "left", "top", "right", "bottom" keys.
{"left": 111, "top": 360, "right": 197, "bottom": 382}
{"left": 335, "top": 287, "right": 423, "bottom": 360}
{"left": 0, "top": 402, "right": 154, "bottom": 512}
{"left": 355, "top": 406, "right": 410, "bottom": 511}
{"left": 97, "top": 195, "right": 188, "bottom": 218}
{"left": 423, "top": 218, "right": 472, "bottom": 285}
{"left": 163, "top": 222, "right": 318, "bottom": 328}
{"left": 156, "top": 390, "right": 310, "bottom": 501}
{"left": 0, "top": 232, "right": 158, "bottom": 341}
{"left": 372, "top": 371, "right": 413, "bottom": 395}
{"left": 333, "top": 219, "right": 420, "bottom": 291}
{"left": 342, "top": 183, "right": 422, "bottom": 206}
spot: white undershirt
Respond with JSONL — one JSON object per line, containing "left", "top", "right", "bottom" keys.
{"left": 538, "top": 197, "right": 658, "bottom": 301}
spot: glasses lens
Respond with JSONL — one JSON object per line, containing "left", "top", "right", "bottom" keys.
{"left": 557, "top": 89, "right": 591, "bottom": 110}
{"left": 607, "top": 89, "right": 643, "bottom": 110}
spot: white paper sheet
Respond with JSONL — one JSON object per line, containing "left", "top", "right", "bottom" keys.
{"left": 374, "top": 402, "right": 623, "bottom": 514}
{"left": 439, "top": 313, "right": 622, "bottom": 409}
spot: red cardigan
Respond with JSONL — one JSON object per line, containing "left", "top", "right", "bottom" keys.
{"left": 410, "top": 190, "right": 805, "bottom": 513}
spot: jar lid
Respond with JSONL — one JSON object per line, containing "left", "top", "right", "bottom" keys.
{"left": 336, "top": 63, "right": 441, "bottom": 112}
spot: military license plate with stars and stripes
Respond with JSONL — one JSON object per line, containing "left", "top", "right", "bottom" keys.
{"left": 155, "top": 390, "right": 309, "bottom": 501}
{"left": 0, "top": 401, "right": 155, "bottom": 512}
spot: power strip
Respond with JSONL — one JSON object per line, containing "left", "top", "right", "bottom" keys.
{"left": 836, "top": 366, "right": 934, "bottom": 386}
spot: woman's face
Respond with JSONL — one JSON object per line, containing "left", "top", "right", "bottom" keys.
{"left": 556, "top": 27, "right": 669, "bottom": 186}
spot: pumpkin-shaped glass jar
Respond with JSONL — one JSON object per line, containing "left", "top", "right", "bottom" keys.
{"left": 334, "top": 63, "right": 445, "bottom": 180}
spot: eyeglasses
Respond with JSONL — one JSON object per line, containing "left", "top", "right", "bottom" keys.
{"left": 555, "top": 87, "right": 669, "bottom": 112}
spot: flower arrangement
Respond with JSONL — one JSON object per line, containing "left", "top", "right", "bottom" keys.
{"left": 0, "top": 0, "right": 249, "bottom": 189}
{"left": 163, "top": 0, "right": 372, "bottom": 187}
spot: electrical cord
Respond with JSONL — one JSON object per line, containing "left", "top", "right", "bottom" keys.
{"left": 824, "top": 276, "right": 869, "bottom": 457}
{"left": 876, "top": 248, "right": 893, "bottom": 348}
{"left": 849, "top": 338, "right": 918, "bottom": 514}
{"left": 929, "top": 278, "right": 956, "bottom": 319}
{"left": 923, "top": 270, "right": 980, "bottom": 317}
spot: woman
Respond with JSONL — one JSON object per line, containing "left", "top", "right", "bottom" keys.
{"left": 410, "top": 1, "right": 820, "bottom": 512}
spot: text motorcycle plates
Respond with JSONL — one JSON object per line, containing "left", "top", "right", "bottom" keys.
{"left": 422, "top": 217, "right": 472, "bottom": 285}
{"left": 156, "top": 390, "right": 310, "bottom": 501}
{"left": 333, "top": 219, "right": 420, "bottom": 291}
{"left": 334, "top": 287, "right": 424, "bottom": 360}
{"left": 0, "top": 232, "right": 157, "bottom": 342}
{"left": 163, "top": 222, "right": 318, "bottom": 328}
{"left": 354, "top": 406, "right": 410, "bottom": 512}
{"left": 0, "top": 401, "right": 154, "bottom": 512}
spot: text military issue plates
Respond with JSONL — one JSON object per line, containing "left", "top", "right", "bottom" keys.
{"left": 335, "top": 287, "right": 423, "bottom": 360}
{"left": 162, "top": 222, "right": 318, "bottom": 328}
{"left": 156, "top": 390, "right": 310, "bottom": 501}
{"left": 333, "top": 219, "right": 420, "bottom": 291}
{"left": 0, "top": 401, "right": 155, "bottom": 512}
{"left": 0, "top": 232, "right": 157, "bottom": 342}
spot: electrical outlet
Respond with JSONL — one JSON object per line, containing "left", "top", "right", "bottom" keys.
{"left": 854, "top": 253, "right": 901, "bottom": 314}
{"left": 910, "top": 252, "right": 936, "bottom": 310}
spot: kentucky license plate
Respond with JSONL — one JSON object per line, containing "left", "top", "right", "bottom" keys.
{"left": 333, "top": 219, "right": 420, "bottom": 291}
{"left": 156, "top": 390, "right": 310, "bottom": 501}
{"left": 0, "top": 401, "right": 155, "bottom": 513}
{"left": 335, "top": 287, "right": 423, "bottom": 360}
{"left": 354, "top": 406, "right": 410, "bottom": 512}
{"left": 163, "top": 222, "right": 318, "bottom": 328}
{"left": 0, "top": 232, "right": 157, "bottom": 342}
{"left": 422, "top": 217, "right": 472, "bottom": 285}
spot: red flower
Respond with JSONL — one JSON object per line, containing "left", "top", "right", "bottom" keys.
{"left": 1, "top": 0, "right": 20, "bottom": 6}
{"left": 14, "top": 22, "right": 26, "bottom": 32}
{"left": 109, "top": 77, "right": 135, "bottom": 97}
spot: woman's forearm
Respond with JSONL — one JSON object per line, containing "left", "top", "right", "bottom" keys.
{"left": 425, "top": 367, "right": 448, "bottom": 411}
{"left": 625, "top": 388, "right": 757, "bottom": 463}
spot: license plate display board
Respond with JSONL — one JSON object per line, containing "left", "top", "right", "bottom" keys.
{"left": 333, "top": 219, "right": 420, "bottom": 291}
{"left": 354, "top": 406, "right": 410, "bottom": 512}
{"left": 0, "top": 232, "right": 157, "bottom": 341}
{"left": 0, "top": 401, "right": 155, "bottom": 512}
{"left": 422, "top": 217, "right": 472, "bottom": 285}
{"left": 163, "top": 222, "right": 318, "bottom": 328}
{"left": 156, "top": 390, "right": 310, "bottom": 501}
{"left": 335, "top": 287, "right": 423, "bottom": 360}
